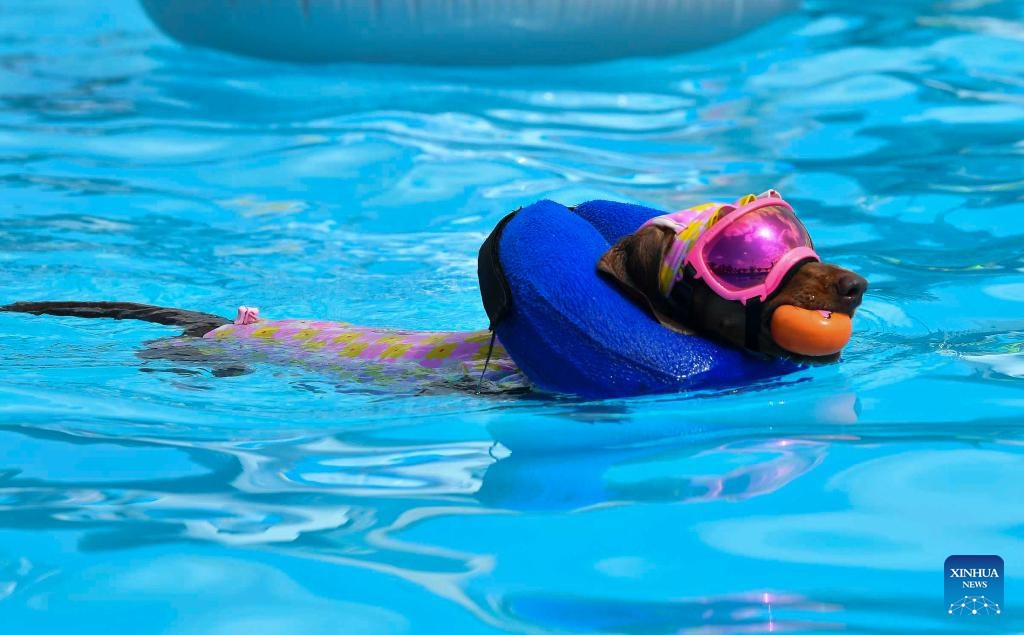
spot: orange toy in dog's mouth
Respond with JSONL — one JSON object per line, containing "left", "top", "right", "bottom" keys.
{"left": 770, "top": 306, "right": 853, "bottom": 357}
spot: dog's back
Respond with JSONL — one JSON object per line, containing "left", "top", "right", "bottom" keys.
{"left": 204, "top": 318, "right": 522, "bottom": 386}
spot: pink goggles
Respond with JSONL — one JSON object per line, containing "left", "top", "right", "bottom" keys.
{"left": 645, "top": 193, "right": 819, "bottom": 304}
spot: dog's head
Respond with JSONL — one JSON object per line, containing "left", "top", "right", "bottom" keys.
{"left": 598, "top": 199, "right": 867, "bottom": 363}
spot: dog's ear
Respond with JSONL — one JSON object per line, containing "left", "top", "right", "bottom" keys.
{"left": 596, "top": 240, "right": 634, "bottom": 291}
{"left": 597, "top": 225, "right": 693, "bottom": 334}
{"left": 597, "top": 225, "right": 668, "bottom": 298}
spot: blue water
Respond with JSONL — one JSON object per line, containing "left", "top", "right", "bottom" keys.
{"left": 2, "top": 0, "right": 1023, "bottom": 632}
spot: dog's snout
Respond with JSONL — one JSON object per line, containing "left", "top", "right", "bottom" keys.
{"left": 834, "top": 272, "right": 867, "bottom": 307}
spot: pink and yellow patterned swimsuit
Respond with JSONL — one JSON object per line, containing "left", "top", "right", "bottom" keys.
{"left": 202, "top": 307, "right": 525, "bottom": 389}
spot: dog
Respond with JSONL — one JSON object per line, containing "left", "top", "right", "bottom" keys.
{"left": 597, "top": 192, "right": 867, "bottom": 362}
{"left": 1, "top": 192, "right": 866, "bottom": 390}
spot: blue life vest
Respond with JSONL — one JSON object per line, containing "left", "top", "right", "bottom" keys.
{"left": 478, "top": 199, "right": 798, "bottom": 398}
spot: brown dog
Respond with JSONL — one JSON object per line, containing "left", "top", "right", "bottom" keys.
{"left": 597, "top": 204, "right": 867, "bottom": 362}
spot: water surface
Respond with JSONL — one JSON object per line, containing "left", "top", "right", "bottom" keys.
{"left": 1, "top": 0, "right": 1023, "bottom": 632}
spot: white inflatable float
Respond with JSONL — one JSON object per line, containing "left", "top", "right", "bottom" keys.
{"left": 140, "top": 0, "right": 799, "bottom": 65}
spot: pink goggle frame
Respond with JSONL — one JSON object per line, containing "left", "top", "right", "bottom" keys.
{"left": 643, "top": 192, "right": 820, "bottom": 305}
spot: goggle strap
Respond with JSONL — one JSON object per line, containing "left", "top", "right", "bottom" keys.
{"left": 668, "top": 262, "right": 699, "bottom": 320}
{"left": 763, "top": 256, "right": 819, "bottom": 303}
{"left": 745, "top": 298, "right": 762, "bottom": 352}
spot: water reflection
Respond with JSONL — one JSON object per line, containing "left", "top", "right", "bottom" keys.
{"left": 698, "top": 447, "right": 1024, "bottom": 572}
{"left": 0, "top": 419, "right": 831, "bottom": 630}
{"left": 4, "top": 408, "right": 1024, "bottom": 630}
{"left": 499, "top": 591, "right": 843, "bottom": 634}
{"left": 477, "top": 439, "right": 827, "bottom": 512}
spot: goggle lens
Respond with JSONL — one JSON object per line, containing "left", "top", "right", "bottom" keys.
{"left": 701, "top": 205, "right": 814, "bottom": 292}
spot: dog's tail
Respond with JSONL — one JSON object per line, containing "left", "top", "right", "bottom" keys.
{"left": 0, "top": 301, "right": 229, "bottom": 337}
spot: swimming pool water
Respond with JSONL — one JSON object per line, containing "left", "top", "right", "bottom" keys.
{"left": 1, "top": 0, "right": 1023, "bottom": 632}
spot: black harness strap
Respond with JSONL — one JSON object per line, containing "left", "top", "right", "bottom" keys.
{"left": 475, "top": 209, "right": 519, "bottom": 391}
{"left": 477, "top": 209, "right": 518, "bottom": 331}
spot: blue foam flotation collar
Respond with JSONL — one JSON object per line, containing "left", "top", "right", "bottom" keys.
{"left": 480, "top": 199, "right": 798, "bottom": 398}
